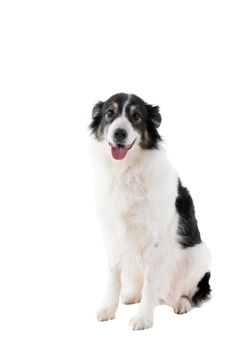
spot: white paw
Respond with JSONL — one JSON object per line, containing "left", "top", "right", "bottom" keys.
{"left": 96, "top": 307, "right": 116, "bottom": 322}
{"left": 174, "top": 296, "right": 192, "bottom": 315}
{"left": 121, "top": 294, "right": 141, "bottom": 305}
{"left": 129, "top": 314, "right": 153, "bottom": 330}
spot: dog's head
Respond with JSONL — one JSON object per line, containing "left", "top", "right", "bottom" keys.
{"left": 89, "top": 93, "right": 162, "bottom": 160}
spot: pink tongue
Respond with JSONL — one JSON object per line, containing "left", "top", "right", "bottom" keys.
{"left": 111, "top": 146, "right": 128, "bottom": 160}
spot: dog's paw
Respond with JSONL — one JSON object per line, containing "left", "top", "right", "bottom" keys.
{"left": 174, "top": 296, "right": 192, "bottom": 315}
{"left": 129, "top": 314, "right": 153, "bottom": 330}
{"left": 96, "top": 307, "right": 116, "bottom": 322}
{"left": 121, "top": 294, "right": 141, "bottom": 305}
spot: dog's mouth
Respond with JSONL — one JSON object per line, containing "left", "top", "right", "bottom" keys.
{"left": 109, "top": 139, "right": 136, "bottom": 160}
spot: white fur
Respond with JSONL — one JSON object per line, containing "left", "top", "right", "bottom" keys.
{"left": 90, "top": 136, "right": 211, "bottom": 330}
{"left": 106, "top": 116, "right": 138, "bottom": 147}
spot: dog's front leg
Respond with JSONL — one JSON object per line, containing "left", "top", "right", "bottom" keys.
{"left": 96, "top": 264, "right": 121, "bottom": 322}
{"left": 129, "top": 263, "right": 157, "bottom": 330}
{"left": 130, "top": 243, "right": 170, "bottom": 332}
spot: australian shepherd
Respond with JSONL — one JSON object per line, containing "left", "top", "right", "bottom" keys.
{"left": 89, "top": 93, "right": 211, "bottom": 330}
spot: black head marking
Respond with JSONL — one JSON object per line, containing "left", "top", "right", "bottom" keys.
{"left": 89, "top": 101, "right": 104, "bottom": 137}
{"left": 89, "top": 92, "right": 162, "bottom": 149}
{"left": 146, "top": 104, "right": 161, "bottom": 128}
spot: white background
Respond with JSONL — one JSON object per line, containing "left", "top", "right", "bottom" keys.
{"left": 0, "top": 0, "right": 233, "bottom": 349}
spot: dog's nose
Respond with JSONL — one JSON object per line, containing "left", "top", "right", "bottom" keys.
{"left": 113, "top": 128, "right": 128, "bottom": 143}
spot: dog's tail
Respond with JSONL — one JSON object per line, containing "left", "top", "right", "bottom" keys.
{"left": 191, "top": 271, "right": 211, "bottom": 306}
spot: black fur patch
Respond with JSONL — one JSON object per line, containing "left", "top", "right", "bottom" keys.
{"left": 89, "top": 101, "right": 104, "bottom": 138}
{"left": 89, "top": 93, "right": 162, "bottom": 149}
{"left": 175, "top": 179, "right": 202, "bottom": 248}
{"left": 192, "top": 272, "right": 211, "bottom": 306}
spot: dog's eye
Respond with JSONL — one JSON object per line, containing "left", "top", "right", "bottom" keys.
{"left": 106, "top": 110, "right": 114, "bottom": 119}
{"left": 133, "top": 113, "right": 141, "bottom": 121}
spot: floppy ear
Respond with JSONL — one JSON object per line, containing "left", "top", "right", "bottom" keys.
{"left": 92, "top": 101, "right": 103, "bottom": 118}
{"left": 89, "top": 101, "right": 104, "bottom": 134}
{"left": 147, "top": 105, "right": 162, "bottom": 128}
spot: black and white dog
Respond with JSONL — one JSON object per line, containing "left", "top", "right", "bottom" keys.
{"left": 89, "top": 93, "right": 211, "bottom": 330}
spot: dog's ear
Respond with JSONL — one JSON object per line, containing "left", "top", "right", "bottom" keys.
{"left": 92, "top": 101, "right": 103, "bottom": 118}
{"left": 89, "top": 101, "right": 104, "bottom": 135}
{"left": 147, "top": 105, "right": 161, "bottom": 128}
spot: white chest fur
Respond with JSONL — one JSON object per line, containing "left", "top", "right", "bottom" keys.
{"left": 91, "top": 142, "right": 179, "bottom": 257}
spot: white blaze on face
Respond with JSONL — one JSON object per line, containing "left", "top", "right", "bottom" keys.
{"left": 106, "top": 116, "right": 137, "bottom": 146}
{"left": 105, "top": 98, "right": 139, "bottom": 160}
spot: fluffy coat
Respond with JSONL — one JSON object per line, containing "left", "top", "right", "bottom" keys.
{"left": 89, "top": 93, "right": 211, "bottom": 330}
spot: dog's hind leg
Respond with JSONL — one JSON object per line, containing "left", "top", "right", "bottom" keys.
{"left": 171, "top": 243, "right": 211, "bottom": 314}
{"left": 174, "top": 296, "right": 192, "bottom": 314}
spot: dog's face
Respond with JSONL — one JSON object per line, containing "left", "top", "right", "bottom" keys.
{"left": 89, "top": 93, "right": 162, "bottom": 160}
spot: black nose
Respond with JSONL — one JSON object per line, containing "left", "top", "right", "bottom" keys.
{"left": 113, "top": 128, "right": 128, "bottom": 143}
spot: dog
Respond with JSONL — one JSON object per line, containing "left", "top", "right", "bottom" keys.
{"left": 89, "top": 93, "right": 211, "bottom": 330}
